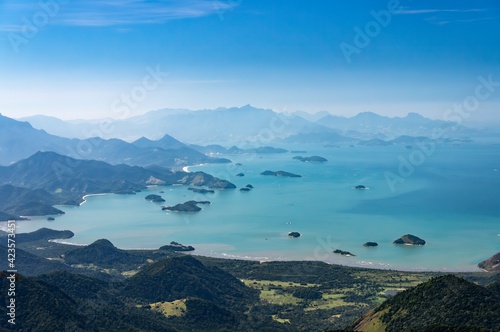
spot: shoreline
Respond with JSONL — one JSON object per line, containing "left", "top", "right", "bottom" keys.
{"left": 182, "top": 163, "right": 205, "bottom": 173}
{"left": 80, "top": 193, "right": 110, "bottom": 206}
{"left": 45, "top": 236, "right": 484, "bottom": 273}
{"left": 182, "top": 248, "right": 483, "bottom": 273}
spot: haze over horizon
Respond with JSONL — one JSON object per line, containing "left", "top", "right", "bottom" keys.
{"left": 1, "top": 0, "right": 499, "bottom": 122}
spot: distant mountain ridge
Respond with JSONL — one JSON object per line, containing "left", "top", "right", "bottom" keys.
{"left": 0, "top": 114, "right": 229, "bottom": 167}
{"left": 314, "top": 111, "right": 466, "bottom": 139}
{"left": 20, "top": 105, "right": 327, "bottom": 143}
{"left": 18, "top": 106, "right": 474, "bottom": 146}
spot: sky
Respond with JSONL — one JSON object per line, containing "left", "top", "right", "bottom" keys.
{"left": 0, "top": 0, "right": 499, "bottom": 122}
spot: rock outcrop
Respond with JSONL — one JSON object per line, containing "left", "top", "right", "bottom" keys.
{"left": 145, "top": 194, "right": 165, "bottom": 203}
{"left": 478, "top": 252, "right": 500, "bottom": 272}
{"left": 393, "top": 234, "right": 426, "bottom": 246}
{"left": 333, "top": 249, "right": 356, "bottom": 256}
{"left": 159, "top": 241, "right": 195, "bottom": 252}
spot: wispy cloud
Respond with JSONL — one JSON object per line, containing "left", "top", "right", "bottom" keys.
{"left": 425, "top": 16, "right": 497, "bottom": 26}
{"left": 0, "top": 0, "right": 241, "bottom": 31}
{"left": 393, "top": 7, "right": 497, "bottom": 25}
{"left": 394, "top": 8, "right": 486, "bottom": 15}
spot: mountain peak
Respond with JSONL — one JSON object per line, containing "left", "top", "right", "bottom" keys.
{"left": 90, "top": 238, "right": 116, "bottom": 248}
{"left": 405, "top": 112, "right": 426, "bottom": 119}
{"left": 132, "top": 133, "right": 186, "bottom": 149}
{"left": 0, "top": 113, "right": 35, "bottom": 129}
{"left": 354, "top": 111, "right": 383, "bottom": 119}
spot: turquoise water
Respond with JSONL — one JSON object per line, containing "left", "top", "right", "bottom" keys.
{"left": 5, "top": 144, "right": 500, "bottom": 271}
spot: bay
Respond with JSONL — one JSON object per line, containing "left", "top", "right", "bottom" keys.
{"left": 9, "top": 144, "right": 500, "bottom": 271}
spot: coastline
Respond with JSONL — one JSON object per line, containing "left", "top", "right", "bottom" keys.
{"left": 45, "top": 236, "right": 484, "bottom": 273}
{"left": 183, "top": 248, "right": 483, "bottom": 273}
{"left": 182, "top": 163, "right": 205, "bottom": 173}
{"left": 80, "top": 193, "right": 110, "bottom": 206}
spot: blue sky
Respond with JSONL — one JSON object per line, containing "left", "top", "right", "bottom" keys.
{"left": 1, "top": 0, "right": 499, "bottom": 121}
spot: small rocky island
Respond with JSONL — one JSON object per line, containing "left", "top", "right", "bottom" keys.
{"left": 162, "top": 200, "right": 210, "bottom": 212}
{"left": 478, "top": 252, "right": 500, "bottom": 272}
{"left": 236, "top": 173, "right": 245, "bottom": 177}
{"left": 363, "top": 242, "right": 378, "bottom": 247}
{"left": 159, "top": 241, "right": 195, "bottom": 252}
{"left": 240, "top": 184, "right": 254, "bottom": 192}
{"left": 333, "top": 249, "right": 356, "bottom": 256}
{"left": 288, "top": 232, "right": 301, "bottom": 238}
{"left": 145, "top": 194, "right": 165, "bottom": 203}
{"left": 188, "top": 187, "right": 215, "bottom": 194}
{"left": 393, "top": 234, "right": 426, "bottom": 246}
{"left": 261, "top": 170, "right": 302, "bottom": 178}
{"left": 293, "top": 156, "right": 328, "bottom": 163}
{"left": 354, "top": 185, "right": 368, "bottom": 190}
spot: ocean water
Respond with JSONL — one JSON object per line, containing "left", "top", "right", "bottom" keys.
{"left": 7, "top": 144, "right": 500, "bottom": 271}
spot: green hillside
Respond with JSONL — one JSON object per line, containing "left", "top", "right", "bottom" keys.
{"left": 352, "top": 275, "right": 500, "bottom": 332}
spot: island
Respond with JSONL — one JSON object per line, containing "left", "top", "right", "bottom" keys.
{"left": 252, "top": 146, "right": 288, "bottom": 154}
{"left": 162, "top": 200, "right": 210, "bottom": 212}
{"left": 393, "top": 234, "right": 426, "bottom": 246}
{"left": 288, "top": 232, "right": 301, "bottom": 238}
{"left": 47, "top": 217, "right": 55, "bottom": 221}
{"left": 292, "top": 156, "right": 328, "bottom": 163}
{"left": 144, "top": 194, "right": 165, "bottom": 203}
{"left": 478, "top": 252, "right": 500, "bottom": 272}
{"left": 245, "top": 184, "right": 254, "bottom": 189}
{"left": 291, "top": 150, "right": 307, "bottom": 153}
{"left": 188, "top": 187, "right": 215, "bottom": 194}
{"left": 333, "top": 249, "right": 356, "bottom": 257}
{"left": 354, "top": 185, "right": 368, "bottom": 190}
{"left": 12, "top": 228, "right": 74, "bottom": 242}
{"left": 227, "top": 146, "right": 288, "bottom": 154}
{"left": 261, "top": 170, "right": 302, "bottom": 178}
{"left": 239, "top": 187, "right": 251, "bottom": 192}
{"left": 236, "top": 173, "right": 245, "bottom": 177}
{"left": 363, "top": 242, "right": 378, "bottom": 247}
{"left": 159, "top": 241, "right": 195, "bottom": 252}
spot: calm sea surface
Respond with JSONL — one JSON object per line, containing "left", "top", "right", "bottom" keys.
{"left": 7, "top": 144, "right": 500, "bottom": 271}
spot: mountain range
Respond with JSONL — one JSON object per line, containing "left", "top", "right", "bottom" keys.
{"left": 314, "top": 111, "right": 467, "bottom": 139}
{"left": 4, "top": 108, "right": 479, "bottom": 171}
{"left": 0, "top": 114, "right": 229, "bottom": 167}
{"left": 0, "top": 151, "right": 235, "bottom": 220}
{"left": 18, "top": 105, "right": 477, "bottom": 144}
